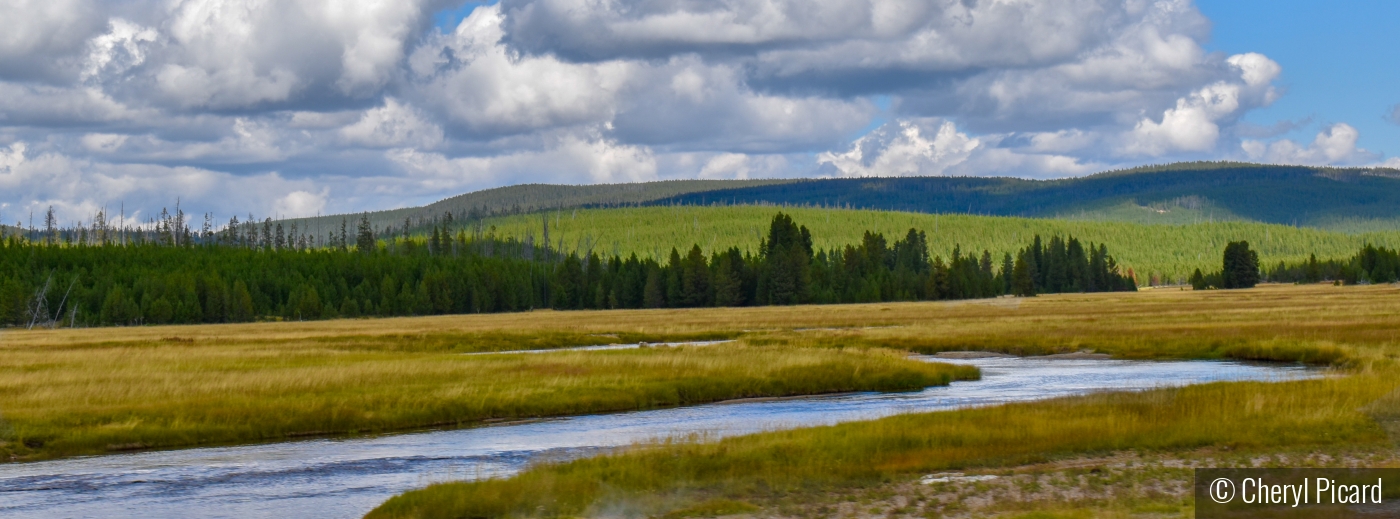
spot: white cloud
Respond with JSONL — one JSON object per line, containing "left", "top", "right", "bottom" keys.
{"left": 1120, "top": 52, "right": 1280, "bottom": 157}
{"left": 0, "top": 141, "right": 320, "bottom": 222}
{"left": 108, "top": 117, "right": 292, "bottom": 163}
{"left": 83, "top": 18, "right": 158, "bottom": 81}
{"left": 272, "top": 189, "right": 329, "bottom": 218}
{"left": 0, "top": 0, "right": 105, "bottom": 80}
{"left": 0, "top": 0, "right": 1371, "bottom": 222}
{"left": 409, "top": 5, "right": 631, "bottom": 136}
{"left": 1227, "top": 52, "right": 1281, "bottom": 88}
{"left": 81, "top": 133, "right": 128, "bottom": 152}
{"left": 818, "top": 120, "right": 980, "bottom": 177}
{"left": 144, "top": 0, "right": 430, "bottom": 109}
{"left": 0, "top": 83, "right": 143, "bottom": 125}
{"left": 1241, "top": 123, "right": 1378, "bottom": 166}
{"left": 387, "top": 129, "right": 658, "bottom": 190}
{"left": 0, "top": 142, "right": 26, "bottom": 171}
{"left": 699, "top": 153, "right": 755, "bottom": 180}
{"left": 340, "top": 98, "right": 444, "bottom": 149}
{"left": 817, "top": 119, "right": 1103, "bottom": 179}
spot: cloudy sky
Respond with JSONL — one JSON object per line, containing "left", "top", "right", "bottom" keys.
{"left": 1, "top": 0, "right": 1397, "bottom": 225}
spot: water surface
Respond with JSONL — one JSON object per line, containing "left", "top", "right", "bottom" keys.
{"left": 0, "top": 357, "right": 1315, "bottom": 519}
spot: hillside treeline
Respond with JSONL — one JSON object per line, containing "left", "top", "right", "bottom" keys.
{"left": 1, "top": 213, "right": 1135, "bottom": 328}
{"left": 653, "top": 163, "right": 1400, "bottom": 227}
{"left": 1263, "top": 244, "right": 1400, "bottom": 285}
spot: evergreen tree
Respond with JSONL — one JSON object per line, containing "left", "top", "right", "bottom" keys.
{"left": 643, "top": 263, "right": 666, "bottom": 308}
{"left": 356, "top": 213, "right": 375, "bottom": 253}
{"left": 757, "top": 213, "right": 812, "bottom": 305}
{"left": 1221, "top": 241, "right": 1260, "bottom": 289}
{"left": 1189, "top": 268, "right": 1207, "bottom": 290}
{"left": 1000, "top": 252, "right": 1014, "bottom": 294}
{"left": 711, "top": 247, "right": 747, "bottom": 307}
{"left": 1012, "top": 249, "right": 1037, "bottom": 296}
{"left": 680, "top": 245, "right": 712, "bottom": 307}
{"left": 665, "top": 248, "right": 684, "bottom": 307}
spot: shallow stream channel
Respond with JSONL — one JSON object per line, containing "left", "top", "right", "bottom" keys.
{"left": 0, "top": 355, "right": 1317, "bottom": 519}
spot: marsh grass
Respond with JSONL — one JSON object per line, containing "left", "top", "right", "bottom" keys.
{"left": 363, "top": 283, "right": 1400, "bottom": 518}
{"left": 367, "top": 374, "right": 1398, "bottom": 519}
{"left": 0, "top": 342, "right": 973, "bottom": 461}
{"left": 5, "top": 283, "right": 1397, "bottom": 463}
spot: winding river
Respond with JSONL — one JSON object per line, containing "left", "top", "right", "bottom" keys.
{"left": 0, "top": 356, "right": 1316, "bottom": 519}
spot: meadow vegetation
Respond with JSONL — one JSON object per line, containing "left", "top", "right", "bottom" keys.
{"left": 365, "top": 283, "right": 1400, "bottom": 518}
{"left": 0, "top": 326, "right": 974, "bottom": 461}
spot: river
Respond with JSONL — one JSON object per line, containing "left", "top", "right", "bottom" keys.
{"left": 0, "top": 356, "right": 1316, "bottom": 519}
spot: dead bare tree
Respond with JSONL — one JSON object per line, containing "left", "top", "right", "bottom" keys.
{"left": 26, "top": 273, "right": 52, "bottom": 330}
{"left": 50, "top": 276, "right": 78, "bottom": 329}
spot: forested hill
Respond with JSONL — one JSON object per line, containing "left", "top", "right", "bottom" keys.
{"left": 651, "top": 163, "right": 1400, "bottom": 229}
{"left": 279, "top": 179, "right": 795, "bottom": 232}
{"left": 275, "top": 162, "right": 1400, "bottom": 233}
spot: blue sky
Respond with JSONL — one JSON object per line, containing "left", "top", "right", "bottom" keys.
{"left": 1199, "top": 0, "right": 1399, "bottom": 158}
{"left": 1, "top": 0, "right": 1395, "bottom": 222}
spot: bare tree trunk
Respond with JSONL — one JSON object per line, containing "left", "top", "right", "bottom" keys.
{"left": 51, "top": 276, "right": 78, "bottom": 329}
{"left": 26, "top": 273, "right": 53, "bottom": 330}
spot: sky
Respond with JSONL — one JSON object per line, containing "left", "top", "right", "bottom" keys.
{"left": 1, "top": 0, "right": 1396, "bottom": 226}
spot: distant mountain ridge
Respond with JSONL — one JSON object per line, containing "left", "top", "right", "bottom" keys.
{"left": 278, "top": 178, "right": 797, "bottom": 233}
{"left": 649, "top": 163, "right": 1400, "bottom": 230}
{"left": 282, "top": 162, "right": 1400, "bottom": 233}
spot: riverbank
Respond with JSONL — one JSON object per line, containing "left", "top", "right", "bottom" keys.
{"left": 0, "top": 343, "right": 973, "bottom": 461}
{"left": 3, "top": 282, "right": 1391, "bottom": 465}
{"left": 0, "top": 357, "right": 1312, "bottom": 519}
{"left": 364, "top": 283, "right": 1400, "bottom": 518}
{"left": 368, "top": 371, "right": 1398, "bottom": 518}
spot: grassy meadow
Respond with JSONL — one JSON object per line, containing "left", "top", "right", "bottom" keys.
{"left": 0, "top": 322, "right": 975, "bottom": 461}
{"left": 367, "top": 283, "right": 1400, "bottom": 518}
{"left": 480, "top": 205, "right": 1400, "bottom": 284}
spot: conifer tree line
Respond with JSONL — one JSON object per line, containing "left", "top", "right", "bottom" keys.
{"left": 1213, "top": 243, "right": 1400, "bottom": 288}
{"left": 1186, "top": 240, "right": 1400, "bottom": 289}
{"left": 0, "top": 212, "right": 1138, "bottom": 328}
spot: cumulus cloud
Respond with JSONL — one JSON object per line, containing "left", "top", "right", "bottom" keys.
{"left": 407, "top": 6, "right": 632, "bottom": 137}
{"left": 1120, "top": 53, "right": 1281, "bottom": 156}
{"left": 272, "top": 189, "right": 330, "bottom": 218}
{"left": 816, "top": 119, "right": 1099, "bottom": 178}
{"left": 0, "top": 0, "right": 106, "bottom": 81}
{"left": 0, "top": 141, "right": 320, "bottom": 222}
{"left": 1240, "top": 123, "right": 1379, "bottom": 166}
{"left": 0, "top": 0, "right": 1377, "bottom": 223}
{"left": 388, "top": 129, "right": 658, "bottom": 189}
{"left": 819, "top": 120, "right": 980, "bottom": 177}
{"left": 82, "top": 18, "right": 158, "bottom": 81}
{"left": 341, "top": 98, "right": 444, "bottom": 149}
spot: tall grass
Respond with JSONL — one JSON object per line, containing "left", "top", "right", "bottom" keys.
{"left": 367, "top": 375, "right": 1396, "bottom": 518}
{"left": 5, "top": 282, "right": 1398, "bottom": 465}
{"left": 0, "top": 340, "right": 973, "bottom": 461}
{"left": 482, "top": 205, "right": 1400, "bottom": 282}
{"left": 363, "top": 283, "right": 1400, "bottom": 518}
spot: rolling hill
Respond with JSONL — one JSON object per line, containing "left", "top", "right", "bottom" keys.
{"left": 277, "top": 178, "right": 796, "bottom": 234}
{"left": 649, "top": 162, "right": 1400, "bottom": 231}
{"left": 278, "top": 162, "right": 1400, "bottom": 235}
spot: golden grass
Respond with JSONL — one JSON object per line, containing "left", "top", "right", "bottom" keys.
{"left": 368, "top": 375, "right": 1396, "bottom": 518}
{"left": 357, "top": 283, "right": 1400, "bottom": 518}
{"left": 0, "top": 339, "right": 974, "bottom": 461}
{"left": 3, "top": 283, "right": 1398, "bottom": 469}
